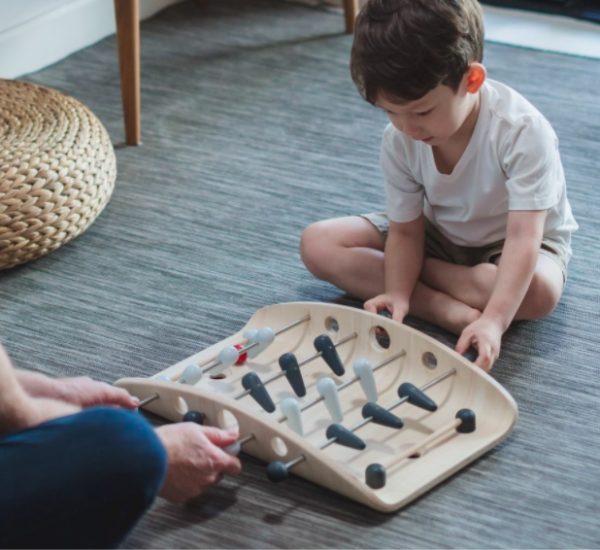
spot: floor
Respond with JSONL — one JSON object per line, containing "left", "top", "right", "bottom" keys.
{"left": 1, "top": 0, "right": 599, "bottom": 547}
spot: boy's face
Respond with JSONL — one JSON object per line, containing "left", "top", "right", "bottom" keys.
{"left": 375, "top": 68, "right": 482, "bottom": 147}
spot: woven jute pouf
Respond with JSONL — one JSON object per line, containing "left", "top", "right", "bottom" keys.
{"left": 0, "top": 79, "right": 116, "bottom": 270}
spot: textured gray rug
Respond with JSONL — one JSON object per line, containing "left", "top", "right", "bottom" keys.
{"left": 2, "top": 0, "right": 599, "bottom": 547}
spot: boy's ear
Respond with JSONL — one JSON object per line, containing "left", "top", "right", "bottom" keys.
{"left": 466, "top": 63, "right": 487, "bottom": 94}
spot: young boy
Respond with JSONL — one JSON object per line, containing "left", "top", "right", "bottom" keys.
{"left": 300, "top": 0, "right": 577, "bottom": 372}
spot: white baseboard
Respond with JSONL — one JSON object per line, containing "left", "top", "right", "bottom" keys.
{"left": 0, "top": 0, "right": 185, "bottom": 79}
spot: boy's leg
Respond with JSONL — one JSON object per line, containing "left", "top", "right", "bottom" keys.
{"left": 300, "top": 216, "right": 386, "bottom": 299}
{"left": 300, "top": 217, "right": 481, "bottom": 333}
{"left": 0, "top": 407, "right": 167, "bottom": 549}
{"left": 420, "top": 254, "right": 564, "bottom": 320}
{"left": 409, "top": 282, "right": 482, "bottom": 334}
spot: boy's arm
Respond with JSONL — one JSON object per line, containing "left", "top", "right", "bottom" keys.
{"left": 456, "top": 209, "right": 547, "bottom": 370}
{"left": 364, "top": 215, "right": 424, "bottom": 322}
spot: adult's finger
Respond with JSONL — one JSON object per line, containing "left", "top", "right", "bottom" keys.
{"left": 195, "top": 473, "right": 222, "bottom": 494}
{"left": 103, "top": 385, "right": 140, "bottom": 408}
{"left": 67, "top": 378, "right": 140, "bottom": 409}
{"left": 215, "top": 451, "right": 242, "bottom": 477}
{"left": 199, "top": 426, "right": 239, "bottom": 447}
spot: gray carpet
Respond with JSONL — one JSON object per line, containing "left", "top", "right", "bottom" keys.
{"left": 2, "top": 0, "right": 599, "bottom": 547}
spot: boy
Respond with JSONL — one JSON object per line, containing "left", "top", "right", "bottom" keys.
{"left": 300, "top": 0, "right": 577, "bottom": 372}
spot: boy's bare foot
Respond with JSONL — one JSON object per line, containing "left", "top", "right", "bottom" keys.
{"left": 428, "top": 291, "right": 481, "bottom": 335}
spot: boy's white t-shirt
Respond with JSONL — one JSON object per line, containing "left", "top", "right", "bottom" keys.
{"left": 381, "top": 79, "right": 578, "bottom": 259}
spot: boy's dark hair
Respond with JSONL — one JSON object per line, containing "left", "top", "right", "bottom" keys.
{"left": 350, "top": 0, "right": 485, "bottom": 103}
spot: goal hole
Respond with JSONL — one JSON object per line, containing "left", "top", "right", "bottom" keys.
{"left": 217, "top": 410, "right": 239, "bottom": 431}
{"left": 422, "top": 351, "right": 438, "bottom": 370}
{"left": 174, "top": 396, "right": 189, "bottom": 415}
{"left": 325, "top": 316, "right": 339, "bottom": 334}
{"left": 271, "top": 437, "right": 288, "bottom": 457}
{"left": 370, "top": 326, "right": 391, "bottom": 350}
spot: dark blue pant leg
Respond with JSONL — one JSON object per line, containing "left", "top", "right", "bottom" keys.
{"left": 0, "top": 407, "right": 167, "bottom": 549}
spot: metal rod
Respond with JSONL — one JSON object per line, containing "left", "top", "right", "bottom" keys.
{"left": 318, "top": 368, "right": 457, "bottom": 450}
{"left": 383, "top": 418, "right": 462, "bottom": 470}
{"left": 277, "top": 349, "right": 407, "bottom": 422}
{"left": 140, "top": 316, "right": 313, "bottom": 405}
{"left": 138, "top": 393, "right": 159, "bottom": 407}
{"left": 278, "top": 367, "right": 458, "bottom": 470}
{"left": 285, "top": 455, "right": 306, "bottom": 469}
{"left": 233, "top": 331, "right": 359, "bottom": 401}
{"left": 274, "top": 315, "right": 312, "bottom": 337}
{"left": 239, "top": 434, "right": 256, "bottom": 446}
{"left": 202, "top": 315, "right": 312, "bottom": 376}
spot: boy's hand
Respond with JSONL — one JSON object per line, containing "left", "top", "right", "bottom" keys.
{"left": 456, "top": 315, "right": 504, "bottom": 372}
{"left": 156, "top": 423, "right": 242, "bottom": 503}
{"left": 364, "top": 294, "right": 409, "bottom": 323}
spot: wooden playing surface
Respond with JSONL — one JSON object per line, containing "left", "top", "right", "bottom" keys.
{"left": 116, "top": 302, "right": 518, "bottom": 512}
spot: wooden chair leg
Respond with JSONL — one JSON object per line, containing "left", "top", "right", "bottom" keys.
{"left": 114, "top": 0, "right": 141, "bottom": 145}
{"left": 342, "top": 0, "right": 358, "bottom": 34}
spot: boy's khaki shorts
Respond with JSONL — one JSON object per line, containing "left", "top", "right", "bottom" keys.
{"left": 360, "top": 212, "right": 569, "bottom": 282}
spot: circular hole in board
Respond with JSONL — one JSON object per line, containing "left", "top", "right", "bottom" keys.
{"left": 408, "top": 453, "right": 421, "bottom": 459}
{"left": 422, "top": 351, "right": 438, "bottom": 370}
{"left": 325, "top": 316, "right": 339, "bottom": 334}
{"left": 210, "top": 371, "right": 228, "bottom": 380}
{"left": 271, "top": 437, "right": 288, "bottom": 457}
{"left": 217, "top": 410, "right": 239, "bottom": 431}
{"left": 370, "top": 326, "right": 391, "bottom": 350}
{"left": 174, "top": 396, "right": 189, "bottom": 415}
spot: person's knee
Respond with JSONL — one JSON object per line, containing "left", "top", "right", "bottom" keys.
{"left": 66, "top": 408, "right": 167, "bottom": 521}
{"left": 92, "top": 408, "right": 167, "bottom": 499}
{"left": 522, "top": 274, "right": 561, "bottom": 320}
{"left": 0, "top": 407, "right": 167, "bottom": 549}
{"left": 83, "top": 408, "right": 167, "bottom": 545}
{"left": 300, "top": 221, "right": 336, "bottom": 280}
{"left": 471, "top": 262, "right": 497, "bottom": 295}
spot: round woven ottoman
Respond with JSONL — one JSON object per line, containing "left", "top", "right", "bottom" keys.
{"left": 0, "top": 79, "right": 116, "bottom": 270}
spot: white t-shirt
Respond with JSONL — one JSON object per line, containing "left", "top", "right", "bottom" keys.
{"left": 381, "top": 79, "right": 578, "bottom": 259}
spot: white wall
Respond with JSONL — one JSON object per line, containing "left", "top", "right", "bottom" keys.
{"left": 484, "top": 5, "right": 600, "bottom": 59}
{"left": 0, "top": 0, "right": 76, "bottom": 33}
{"left": 0, "top": 0, "right": 185, "bottom": 78}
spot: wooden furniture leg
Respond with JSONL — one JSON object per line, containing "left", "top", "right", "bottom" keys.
{"left": 342, "top": 0, "right": 359, "bottom": 33}
{"left": 114, "top": 0, "right": 141, "bottom": 145}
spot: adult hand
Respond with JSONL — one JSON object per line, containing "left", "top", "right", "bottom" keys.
{"left": 1, "top": 347, "right": 81, "bottom": 436}
{"left": 16, "top": 371, "right": 139, "bottom": 409}
{"left": 57, "top": 376, "right": 139, "bottom": 409}
{"left": 455, "top": 315, "right": 504, "bottom": 372}
{"left": 4, "top": 394, "right": 81, "bottom": 435}
{"left": 156, "top": 423, "right": 242, "bottom": 503}
{"left": 364, "top": 293, "right": 409, "bottom": 323}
